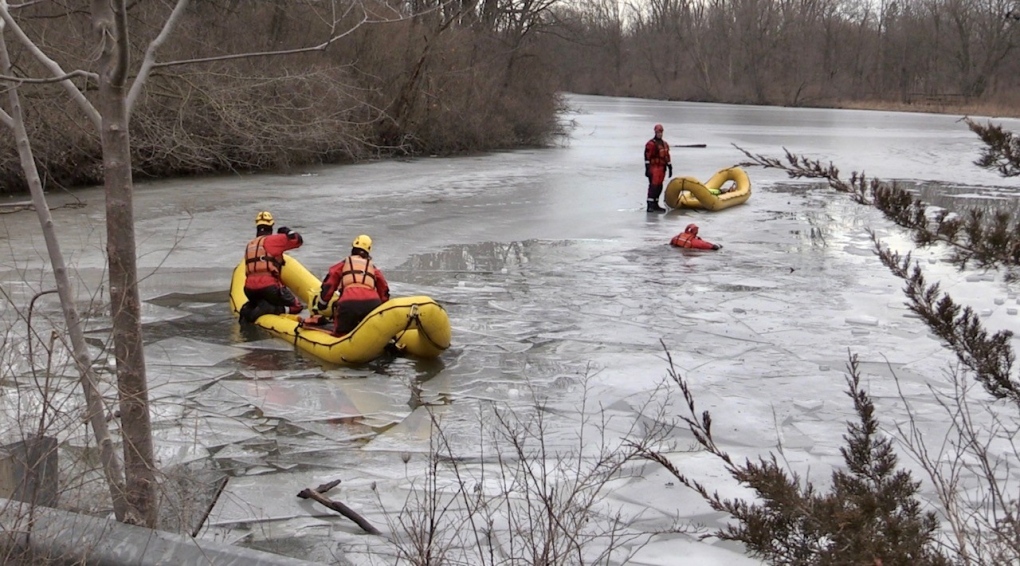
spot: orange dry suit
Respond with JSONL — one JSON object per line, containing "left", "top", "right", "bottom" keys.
{"left": 240, "top": 230, "right": 304, "bottom": 321}
{"left": 670, "top": 224, "right": 720, "bottom": 250}
{"left": 317, "top": 255, "right": 391, "bottom": 336}
{"left": 644, "top": 137, "right": 672, "bottom": 186}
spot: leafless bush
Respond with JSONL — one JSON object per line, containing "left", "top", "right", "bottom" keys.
{"left": 0, "top": 288, "right": 106, "bottom": 563}
{"left": 0, "top": 281, "right": 225, "bottom": 559}
{"left": 894, "top": 364, "right": 1020, "bottom": 565}
{"left": 130, "top": 66, "right": 378, "bottom": 177}
{"left": 387, "top": 376, "right": 668, "bottom": 565}
{"left": 0, "top": 1, "right": 565, "bottom": 195}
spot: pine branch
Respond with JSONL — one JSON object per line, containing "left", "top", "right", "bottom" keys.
{"left": 738, "top": 145, "right": 1020, "bottom": 271}
{"left": 965, "top": 118, "right": 1020, "bottom": 177}
{"left": 636, "top": 346, "right": 951, "bottom": 565}
{"left": 874, "top": 237, "right": 1020, "bottom": 408}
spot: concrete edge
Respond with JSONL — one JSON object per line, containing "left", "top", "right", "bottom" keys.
{"left": 0, "top": 497, "right": 323, "bottom": 566}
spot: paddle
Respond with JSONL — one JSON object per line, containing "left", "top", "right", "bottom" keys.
{"left": 673, "top": 143, "right": 707, "bottom": 148}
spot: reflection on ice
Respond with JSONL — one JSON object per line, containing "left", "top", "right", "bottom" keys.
{"left": 213, "top": 379, "right": 411, "bottom": 430}
{"left": 145, "top": 336, "right": 247, "bottom": 366}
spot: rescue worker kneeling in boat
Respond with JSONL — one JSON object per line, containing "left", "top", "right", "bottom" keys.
{"left": 670, "top": 223, "right": 721, "bottom": 250}
{"left": 240, "top": 211, "right": 305, "bottom": 323}
{"left": 312, "top": 235, "right": 391, "bottom": 336}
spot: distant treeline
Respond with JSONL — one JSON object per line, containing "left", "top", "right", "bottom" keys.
{"left": 539, "top": 0, "right": 1020, "bottom": 108}
{"left": 0, "top": 1, "right": 564, "bottom": 193}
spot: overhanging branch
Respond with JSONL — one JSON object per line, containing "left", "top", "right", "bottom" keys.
{"left": 0, "top": 69, "right": 98, "bottom": 84}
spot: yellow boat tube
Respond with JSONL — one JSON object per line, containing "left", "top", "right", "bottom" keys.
{"left": 664, "top": 166, "right": 751, "bottom": 211}
{"left": 230, "top": 255, "right": 451, "bottom": 364}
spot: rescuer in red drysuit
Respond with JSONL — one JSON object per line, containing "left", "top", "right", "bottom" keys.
{"left": 239, "top": 211, "right": 305, "bottom": 323}
{"left": 644, "top": 123, "right": 673, "bottom": 212}
{"left": 313, "top": 234, "right": 391, "bottom": 337}
{"left": 670, "top": 223, "right": 721, "bottom": 250}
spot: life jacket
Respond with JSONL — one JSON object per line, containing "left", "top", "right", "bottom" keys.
{"left": 340, "top": 255, "right": 377, "bottom": 291}
{"left": 646, "top": 138, "right": 669, "bottom": 166}
{"left": 245, "top": 236, "right": 282, "bottom": 277}
{"left": 671, "top": 233, "right": 696, "bottom": 248}
{"left": 671, "top": 224, "right": 700, "bottom": 248}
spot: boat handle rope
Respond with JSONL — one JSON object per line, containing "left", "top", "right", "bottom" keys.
{"left": 411, "top": 303, "right": 449, "bottom": 351}
{"left": 389, "top": 304, "right": 420, "bottom": 351}
{"left": 400, "top": 305, "right": 420, "bottom": 336}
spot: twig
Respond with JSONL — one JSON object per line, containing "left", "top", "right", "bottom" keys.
{"left": 313, "top": 479, "right": 342, "bottom": 494}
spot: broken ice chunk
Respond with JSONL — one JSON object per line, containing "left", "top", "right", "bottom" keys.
{"left": 845, "top": 315, "right": 879, "bottom": 327}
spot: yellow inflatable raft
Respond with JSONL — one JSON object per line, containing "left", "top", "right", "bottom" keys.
{"left": 664, "top": 167, "right": 751, "bottom": 211}
{"left": 230, "top": 256, "right": 451, "bottom": 364}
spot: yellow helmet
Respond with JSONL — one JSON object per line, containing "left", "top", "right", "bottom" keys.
{"left": 255, "top": 211, "right": 274, "bottom": 227}
{"left": 352, "top": 234, "right": 372, "bottom": 253}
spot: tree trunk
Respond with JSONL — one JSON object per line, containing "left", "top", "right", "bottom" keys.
{"left": 93, "top": 0, "right": 158, "bottom": 528}
{"left": 0, "top": 27, "right": 132, "bottom": 523}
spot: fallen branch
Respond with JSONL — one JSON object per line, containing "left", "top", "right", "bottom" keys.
{"left": 297, "top": 481, "right": 381, "bottom": 535}
{"left": 0, "top": 200, "right": 87, "bottom": 214}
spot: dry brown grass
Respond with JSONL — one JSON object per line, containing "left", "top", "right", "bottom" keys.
{"left": 820, "top": 95, "right": 1020, "bottom": 120}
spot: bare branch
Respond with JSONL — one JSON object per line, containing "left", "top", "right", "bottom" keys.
{"left": 127, "top": 0, "right": 191, "bottom": 112}
{"left": 0, "top": 69, "right": 98, "bottom": 84}
{"left": 0, "top": 3, "right": 100, "bottom": 127}
{"left": 150, "top": 7, "right": 372, "bottom": 71}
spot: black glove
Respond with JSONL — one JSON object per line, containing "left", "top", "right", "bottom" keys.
{"left": 667, "top": 164, "right": 673, "bottom": 178}
{"left": 288, "top": 302, "right": 303, "bottom": 314}
{"left": 644, "top": 163, "right": 651, "bottom": 180}
{"left": 277, "top": 226, "right": 291, "bottom": 235}
{"left": 313, "top": 298, "right": 329, "bottom": 315}
{"left": 712, "top": 244, "right": 722, "bottom": 250}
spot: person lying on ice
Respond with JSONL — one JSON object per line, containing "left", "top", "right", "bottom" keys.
{"left": 670, "top": 223, "right": 721, "bottom": 250}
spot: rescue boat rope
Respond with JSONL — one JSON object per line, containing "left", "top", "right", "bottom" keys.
{"left": 404, "top": 303, "right": 449, "bottom": 351}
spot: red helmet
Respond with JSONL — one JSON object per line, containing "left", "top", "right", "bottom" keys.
{"left": 685, "top": 223, "right": 699, "bottom": 235}
{"left": 653, "top": 124, "right": 664, "bottom": 133}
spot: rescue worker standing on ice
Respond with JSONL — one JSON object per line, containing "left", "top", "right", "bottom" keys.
{"left": 239, "top": 211, "right": 305, "bottom": 323}
{"left": 644, "top": 123, "right": 673, "bottom": 212}
{"left": 313, "top": 235, "right": 391, "bottom": 336}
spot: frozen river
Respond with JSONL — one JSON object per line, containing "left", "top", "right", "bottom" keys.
{"left": 1, "top": 94, "right": 1019, "bottom": 563}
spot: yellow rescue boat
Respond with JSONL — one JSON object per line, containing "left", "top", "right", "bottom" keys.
{"left": 230, "top": 256, "right": 451, "bottom": 364}
{"left": 664, "top": 166, "right": 751, "bottom": 211}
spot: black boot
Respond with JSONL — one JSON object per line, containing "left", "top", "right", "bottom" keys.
{"left": 240, "top": 300, "right": 281, "bottom": 323}
{"left": 647, "top": 200, "right": 666, "bottom": 213}
{"left": 238, "top": 302, "right": 256, "bottom": 324}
